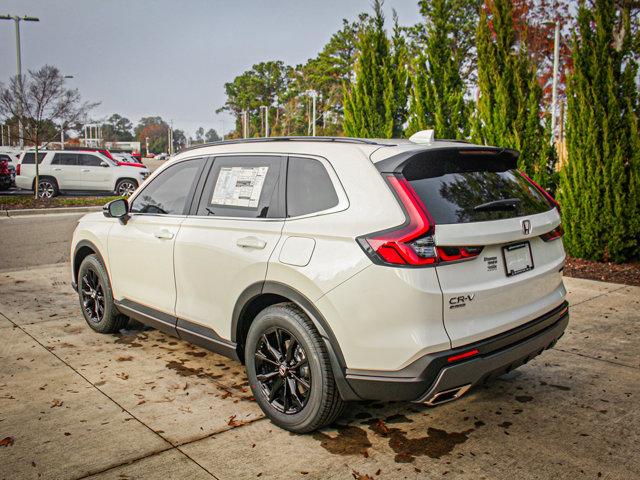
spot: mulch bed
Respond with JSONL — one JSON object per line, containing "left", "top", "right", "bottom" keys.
{"left": 564, "top": 256, "right": 640, "bottom": 287}
{"left": 0, "top": 195, "right": 119, "bottom": 210}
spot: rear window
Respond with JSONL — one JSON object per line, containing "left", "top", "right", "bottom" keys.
{"left": 403, "top": 151, "right": 552, "bottom": 224}
{"left": 287, "top": 156, "right": 339, "bottom": 217}
{"left": 21, "top": 152, "right": 47, "bottom": 164}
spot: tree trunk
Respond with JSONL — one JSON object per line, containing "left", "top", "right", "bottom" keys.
{"left": 34, "top": 140, "right": 39, "bottom": 200}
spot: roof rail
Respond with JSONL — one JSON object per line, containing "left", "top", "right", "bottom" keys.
{"left": 181, "top": 136, "right": 396, "bottom": 152}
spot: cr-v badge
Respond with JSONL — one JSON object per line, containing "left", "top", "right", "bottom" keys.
{"left": 449, "top": 294, "right": 475, "bottom": 309}
{"left": 521, "top": 219, "right": 532, "bottom": 235}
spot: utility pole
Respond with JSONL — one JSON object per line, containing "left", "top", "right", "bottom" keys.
{"left": 306, "top": 90, "right": 317, "bottom": 136}
{"left": 259, "top": 106, "right": 269, "bottom": 137}
{"left": 145, "top": 136, "right": 150, "bottom": 157}
{"left": 241, "top": 110, "right": 248, "bottom": 139}
{"left": 0, "top": 14, "right": 40, "bottom": 149}
{"left": 550, "top": 21, "right": 560, "bottom": 145}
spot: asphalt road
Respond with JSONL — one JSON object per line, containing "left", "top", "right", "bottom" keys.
{"left": 0, "top": 212, "right": 84, "bottom": 270}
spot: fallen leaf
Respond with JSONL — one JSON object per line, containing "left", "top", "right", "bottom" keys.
{"left": 116, "top": 356, "right": 133, "bottom": 362}
{"left": 351, "top": 470, "right": 374, "bottom": 480}
{"left": 137, "top": 399, "right": 146, "bottom": 405}
{"left": 227, "top": 415, "right": 242, "bottom": 427}
{"left": 0, "top": 437, "right": 15, "bottom": 447}
{"left": 50, "top": 399, "right": 63, "bottom": 408}
{"left": 116, "top": 372, "right": 129, "bottom": 380}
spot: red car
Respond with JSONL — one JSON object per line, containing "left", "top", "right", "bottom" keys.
{"left": 73, "top": 148, "right": 146, "bottom": 168}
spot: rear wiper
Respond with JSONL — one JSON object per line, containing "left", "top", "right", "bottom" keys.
{"left": 473, "top": 198, "right": 520, "bottom": 211}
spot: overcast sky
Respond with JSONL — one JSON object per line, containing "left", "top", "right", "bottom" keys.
{"left": 0, "top": 0, "right": 423, "bottom": 137}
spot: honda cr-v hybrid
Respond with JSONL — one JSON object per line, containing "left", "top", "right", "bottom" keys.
{"left": 70, "top": 134, "right": 568, "bottom": 433}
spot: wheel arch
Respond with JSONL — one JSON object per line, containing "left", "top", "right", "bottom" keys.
{"left": 232, "top": 281, "right": 359, "bottom": 401}
{"left": 114, "top": 177, "right": 139, "bottom": 192}
{"left": 72, "top": 239, "right": 109, "bottom": 288}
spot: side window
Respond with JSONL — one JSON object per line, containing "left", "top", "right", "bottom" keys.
{"left": 21, "top": 152, "right": 46, "bottom": 164}
{"left": 131, "top": 158, "right": 204, "bottom": 215}
{"left": 52, "top": 153, "right": 78, "bottom": 166}
{"left": 78, "top": 154, "right": 104, "bottom": 167}
{"left": 196, "top": 156, "right": 282, "bottom": 218}
{"left": 286, "top": 156, "right": 339, "bottom": 217}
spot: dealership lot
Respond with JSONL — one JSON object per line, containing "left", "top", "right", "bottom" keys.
{"left": 0, "top": 263, "right": 638, "bottom": 479}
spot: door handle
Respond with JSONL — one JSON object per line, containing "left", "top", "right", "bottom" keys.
{"left": 236, "top": 236, "right": 266, "bottom": 249}
{"left": 53, "top": 168, "right": 62, "bottom": 171}
{"left": 81, "top": 169, "right": 91, "bottom": 172}
{"left": 154, "top": 229, "right": 174, "bottom": 240}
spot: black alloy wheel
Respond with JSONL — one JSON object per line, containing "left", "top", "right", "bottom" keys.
{"left": 80, "top": 267, "right": 105, "bottom": 324}
{"left": 255, "top": 327, "right": 312, "bottom": 414}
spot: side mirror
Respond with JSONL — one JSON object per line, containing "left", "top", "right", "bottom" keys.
{"left": 103, "top": 198, "right": 129, "bottom": 224}
{"left": 100, "top": 161, "right": 110, "bottom": 167}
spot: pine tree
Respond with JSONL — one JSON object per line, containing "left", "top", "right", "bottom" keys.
{"left": 407, "top": 0, "right": 477, "bottom": 139}
{"left": 471, "top": 0, "right": 548, "bottom": 185}
{"left": 343, "top": 0, "right": 406, "bottom": 138}
{"left": 558, "top": 0, "right": 640, "bottom": 262}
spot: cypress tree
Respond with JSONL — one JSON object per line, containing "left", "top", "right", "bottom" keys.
{"left": 558, "top": 0, "right": 640, "bottom": 262}
{"left": 471, "top": 0, "right": 548, "bottom": 186}
{"left": 407, "top": 0, "right": 474, "bottom": 139}
{"left": 343, "top": 0, "right": 406, "bottom": 138}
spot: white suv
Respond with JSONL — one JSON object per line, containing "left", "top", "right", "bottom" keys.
{"left": 70, "top": 135, "right": 568, "bottom": 433}
{"left": 15, "top": 150, "right": 150, "bottom": 197}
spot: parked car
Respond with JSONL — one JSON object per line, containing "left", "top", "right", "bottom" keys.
{"left": 15, "top": 150, "right": 150, "bottom": 198}
{"left": 155, "top": 153, "right": 169, "bottom": 160}
{"left": 146, "top": 152, "right": 156, "bottom": 159}
{"left": 70, "top": 134, "right": 568, "bottom": 433}
{"left": 111, "top": 152, "right": 147, "bottom": 168}
{"left": 0, "top": 153, "right": 17, "bottom": 190}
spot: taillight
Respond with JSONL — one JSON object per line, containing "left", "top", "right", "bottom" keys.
{"left": 519, "top": 170, "right": 560, "bottom": 212}
{"left": 357, "top": 175, "right": 483, "bottom": 267}
{"left": 16, "top": 163, "right": 20, "bottom": 175}
{"left": 0, "top": 160, "right": 8, "bottom": 175}
{"left": 541, "top": 224, "right": 563, "bottom": 242}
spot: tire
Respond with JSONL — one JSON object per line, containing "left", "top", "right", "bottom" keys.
{"left": 245, "top": 302, "right": 345, "bottom": 433}
{"left": 115, "top": 178, "right": 138, "bottom": 197}
{"left": 77, "top": 254, "right": 128, "bottom": 334}
{"left": 37, "top": 177, "right": 59, "bottom": 198}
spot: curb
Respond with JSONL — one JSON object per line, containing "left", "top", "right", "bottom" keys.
{"left": 0, "top": 205, "right": 102, "bottom": 217}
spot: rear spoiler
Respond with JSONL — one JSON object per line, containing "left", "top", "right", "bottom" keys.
{"left": 375, "top": 146, "right": 520, "bottom": 176}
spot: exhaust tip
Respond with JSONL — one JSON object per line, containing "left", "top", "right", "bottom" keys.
{"left": 424, "top": 384, "right": 472, "bottom": 406}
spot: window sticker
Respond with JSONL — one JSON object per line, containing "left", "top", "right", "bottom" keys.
{"left": 211, "top": 166, "right": 269, "bottom": 208}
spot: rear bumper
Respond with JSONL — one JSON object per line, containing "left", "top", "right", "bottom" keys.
{"left": 344, "top": 301, "right": 569, "bottom": 403}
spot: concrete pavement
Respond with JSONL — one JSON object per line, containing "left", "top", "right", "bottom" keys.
{"left": 0, "top": 264, "right": 638, "bottom": 479}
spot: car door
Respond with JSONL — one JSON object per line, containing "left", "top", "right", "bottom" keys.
{"left": 108, "top": 157, "right": 207, "bottom": 323}
{"left": 79, "top": 153, "right": 113, "bottom": 190}
{"left": 174, "top": 155, "right": 286, "bottom": 343}
{"left": 50, "top": 153, "right": 81, "bottom": 189}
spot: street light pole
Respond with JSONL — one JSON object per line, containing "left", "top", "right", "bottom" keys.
{"left": 241, "top": 110, "right": 248, "bottom": 139}
{"left": 0, "top": 14, "right": 40, "bottom": 149}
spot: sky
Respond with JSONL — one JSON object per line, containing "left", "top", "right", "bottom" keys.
{"left": 0, "top": 0, "right": 423, "bottom": 138}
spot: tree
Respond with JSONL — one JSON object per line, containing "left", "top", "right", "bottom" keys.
{"left": 135, "top": 116, "right": 168, "bottom": 154}
{"left": 194, "top": 127, "right": 205, "bottom": 144}
{"left": 471, "top": 0, "right": 549, "bottom": 186}
{"left": 217, "top": 61, "right": 290, "bottom": 137}
{"left": 407, "top": 0, "right": 479, "bottom": 138}
{"left": 557, "top": 0, "right": 640, "bottom": 262}
{"left": 205, "top": 128, "right": 220, "bottom": 142}
{"left": 102, "top": 113, "right": 133, "bottom": 141}
{"left": 0, "top": 65, "right": 96, "bottom": 198}
{"left": 343, "top": 0, "right": 406, "bottom": 138}
{"left": 172, "top": 129, "right": 186, "bottom": 152}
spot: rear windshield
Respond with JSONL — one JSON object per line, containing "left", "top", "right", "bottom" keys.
{"left": 403, "top": 151, "right": 552, "bottom": 224}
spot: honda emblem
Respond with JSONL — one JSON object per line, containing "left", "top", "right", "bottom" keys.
{"left": 522, "top": 219, "right": 531, "bottom": 235}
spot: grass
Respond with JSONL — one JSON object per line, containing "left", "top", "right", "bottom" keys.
{"left": 0, "top": 195, "right": 122, "bottom": 210}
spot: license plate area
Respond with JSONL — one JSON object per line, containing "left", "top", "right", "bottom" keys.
{"left": 502, "top": 241, "right": 534, "bottom": 277}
